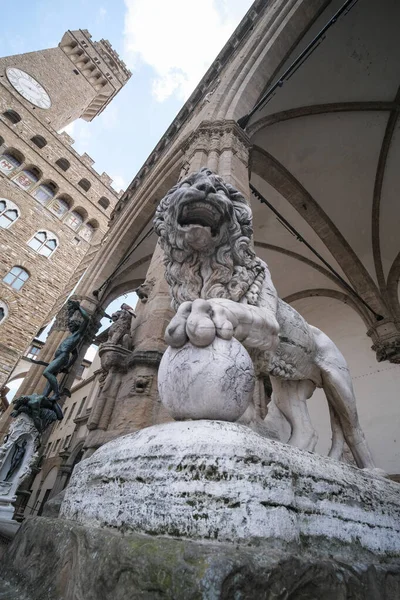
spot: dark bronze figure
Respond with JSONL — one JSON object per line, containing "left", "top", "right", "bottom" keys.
{"left": 42, "top": 300, "right": 89, "bottom": 400}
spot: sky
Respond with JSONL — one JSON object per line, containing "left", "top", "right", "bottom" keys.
{"left": 1, "top": 0, "right": 254, "bottom": 193}
{"left": 2, "top": 0, "right": 254, "bottom": 400}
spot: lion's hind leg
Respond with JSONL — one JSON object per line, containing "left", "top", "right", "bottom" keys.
{"left": 313, "top": 326, "right": 377, "bottom": 470}
{"left": 270, "top": 376, "right": 318, "bottom": 451}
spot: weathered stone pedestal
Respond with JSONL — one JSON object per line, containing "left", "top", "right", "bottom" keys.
{"left": 1, "top": 421, "right": 400, "bottom": 599}
{"left": 0, "top": 415, "right": 39, "bottom": 541}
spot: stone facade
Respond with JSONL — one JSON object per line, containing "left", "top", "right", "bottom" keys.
{"left": 0, "top": 30, "right": 131, "bottom": 387}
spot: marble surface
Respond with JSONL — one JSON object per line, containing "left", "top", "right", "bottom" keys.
{"left": 61, "top": 420, "right": 400, "bottom": 556}
{"left": 158, "top": 337, "right": 254, "bottom": 421}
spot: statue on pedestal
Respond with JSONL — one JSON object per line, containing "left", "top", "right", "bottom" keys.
{"left": 154, "top": 168, "right": 380, "bottom": 472}
{"left": 0, "top": 300, "right": 93, "bottom": 533}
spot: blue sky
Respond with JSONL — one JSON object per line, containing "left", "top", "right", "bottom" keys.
{"left": 1, "top": 0, "right": 254, "bottom": 192}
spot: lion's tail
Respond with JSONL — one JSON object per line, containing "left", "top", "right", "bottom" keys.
{"left": 325, "top": 392, "right": 345, "bottom": 460}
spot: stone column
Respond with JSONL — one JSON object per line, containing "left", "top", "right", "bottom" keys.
{"left": 181, "top": 119, "right": 251, "bottom": 197}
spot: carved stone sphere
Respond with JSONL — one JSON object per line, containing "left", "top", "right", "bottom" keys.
{"left": 158, "top": 337, "right": 255, "bottom": 421}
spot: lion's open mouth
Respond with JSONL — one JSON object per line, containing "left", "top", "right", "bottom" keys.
{"left": 178, "top": 201, "right": 223, "bottom": 236}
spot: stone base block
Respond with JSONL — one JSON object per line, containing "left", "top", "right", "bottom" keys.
{"left": 61, "top": 421, "right": 400, "bottom": 559}
{"left": 1, "top": 517, "right": 399, "bottom": 600}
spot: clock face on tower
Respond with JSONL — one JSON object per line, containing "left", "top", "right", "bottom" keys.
{"left": 6, "top": 68, "right": 51, "bottom": 109}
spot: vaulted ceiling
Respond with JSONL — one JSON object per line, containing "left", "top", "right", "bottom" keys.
{"left": 247, "top": 0, "right": 400, "bottom": 327}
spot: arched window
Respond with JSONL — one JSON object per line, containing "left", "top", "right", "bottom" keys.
{"left": 55, "top": 158, "right": 70, "bottom": 172}
{"left": 3, "top": 266, "right": 29, "bottom": 290}
{"left": 98, "top": 196, "right": 110, "bottom": 210}
{"left": 79, "top": 222, "right": 95, "bottom": 241}
{"left": 0, "top": 151, "right": 23, "bottom": 174}
{"left": 0, "top": 198, "right": 19, "bottom": 228}
{"left": 65, "top": 210, "right": 84, "bottom": 231}
{"left": 78, "top": 178, "right": 91, "bottom": 192}
{"left": 0, "top": 300, "right": 8, "bottom": 324}
{"left": 31, "top": 135, "right": 47, "bottom": 149}
{"left": 3, "top": 110, "right": 21, "bottom": 124}
{"left": 28, "top": 231, "right": 58, "bottom": 257}
{"left": 49, "top": 195, "right": 71, "bottom": 218}
{"left": 33, "top": 181, "right": 57, "bottom": 205}
{"left": 13, "top": 166, "right": 40, "bottom": 191}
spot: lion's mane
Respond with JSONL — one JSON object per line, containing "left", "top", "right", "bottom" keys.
{"left": 154, "top": 169, "right": 265, "bottom": 311}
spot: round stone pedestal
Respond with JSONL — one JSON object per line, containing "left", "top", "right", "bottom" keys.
{"left": 61, "top": 421, "right": 400, "bottom": 557}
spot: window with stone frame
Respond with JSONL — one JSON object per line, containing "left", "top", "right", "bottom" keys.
{"left": 28, "top": 231, "right": 58, "bottom": 257}
{"left": 49, "top": 197, "right": 70, "bottom": 218}
{"left": 0, "top": 153, "right": 22, "bottom": 174}
{"left": 31, "top": 135, "right": 47, "bottom": 149}
{"left": 3, "top": 110, "right": 21, "bottom": 124}
{"left": 0, "top": 300, "right": 8, "bottom": 324}
{"left": 2, "top": 266, "right": 29, "bottom": 290}
{"left": 13, "top": 167, "right": 40, "bottom": 191}
{"left": 98, "top": 196, "right": 110, "bottom": 210}
{"left": 65, "top": 210, "right": 84, "bottom": 231}
{"left": 0, "top": 199, "right": 19, "bottom": 228}
{"left": 78, "top": 178, "right": 91, "bottom": 192}
{"left": 79, "top": 222, "right": 95, "bottom": 241}
{"left": 55, "top": 158, "right": 70, "bottom": 172}
{"left": 33, "top": 182, "right": 57, "bottom": 205}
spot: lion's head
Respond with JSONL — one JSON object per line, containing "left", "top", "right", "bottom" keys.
{"left": 154, "top": 168, "right": 265, "bottom": 310}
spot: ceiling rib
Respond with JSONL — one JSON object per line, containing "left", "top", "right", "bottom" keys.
{"left": 371, "top": 84, "right": 400, "bottom": 295}
{"left": 247, "top": 101, "right": 397, "bottom": 136}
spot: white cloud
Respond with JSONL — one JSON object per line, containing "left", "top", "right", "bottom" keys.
{"left": 59, "top": 122, "right": 75, "bottom": 137}
{"left": 123, "top": 0, "right": 253, "bottom": 102}
{"left": 111, "top": 174, "right": 127, "bottom": 191}
{"left": 98, "top": 7, "right": 107, "bottom": 21}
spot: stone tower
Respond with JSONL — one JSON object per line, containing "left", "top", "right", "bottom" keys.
{"left": 0, "top": 30, "right": 131, "bottom": 387}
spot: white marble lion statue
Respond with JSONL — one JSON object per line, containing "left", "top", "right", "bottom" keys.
{"left": 154, "top": 168, "right": 378, "bottom": 471}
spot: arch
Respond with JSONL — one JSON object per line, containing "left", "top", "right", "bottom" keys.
{"left": 0, "top": 300, "right": 8, "bottom": 324}
{"left": 55, "top": 158, "right": 70, "bottom": 172}
{"left": 78, "top": 178, "right": 91, "bottom": 192}
{"left": 12, "top": 165, "right": 41, "bottom": 191}
{"left": 283, "top": 288, "right": 371, "bottom": 328}
{"left": 98, "top": 196, "right": 110, "bottom": 209}
{"left": 2, "top": 266, "right": 30, "bottom": 291}
{"left": 49, "top": 194, "right": 73, "bottom": 218}
{"left": 30, "top": 135, "right": 47, "bottom": 149}
{"left": 0, "top": 148, "right": 23, "bottom": 174}
{"left": 32, "top": 180, "right": 58, "bottom": 205}
{"left": 27, "top": 231, "right": 58, "bottom": 257}
{"left": 246, "top": 102, "right": 396, "bottom": 136}
{"left": 0, "top": 198, "right": 20, "bottom": 228}
{"left": 3, "top": 109, "right": 21, "bottom": 124}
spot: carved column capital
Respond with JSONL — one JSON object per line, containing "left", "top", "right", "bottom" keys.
{"left": 367, "top": 319, "right": 400, "bottom": 363}
{"left": 182, "top": 119, "right": 251, "bottom": 165}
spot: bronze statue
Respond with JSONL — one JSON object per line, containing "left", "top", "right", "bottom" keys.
{"left": 4, "top": 439, "right": 27, "bottom": 481}
{"left": 42, "top": 300, "right": 89, "bottom": 400}
{"left": 9, "top": 300, "right": 91, "bottom": 434}
{"left": 11, "top": 393, "right": 62, "bottom": 433}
